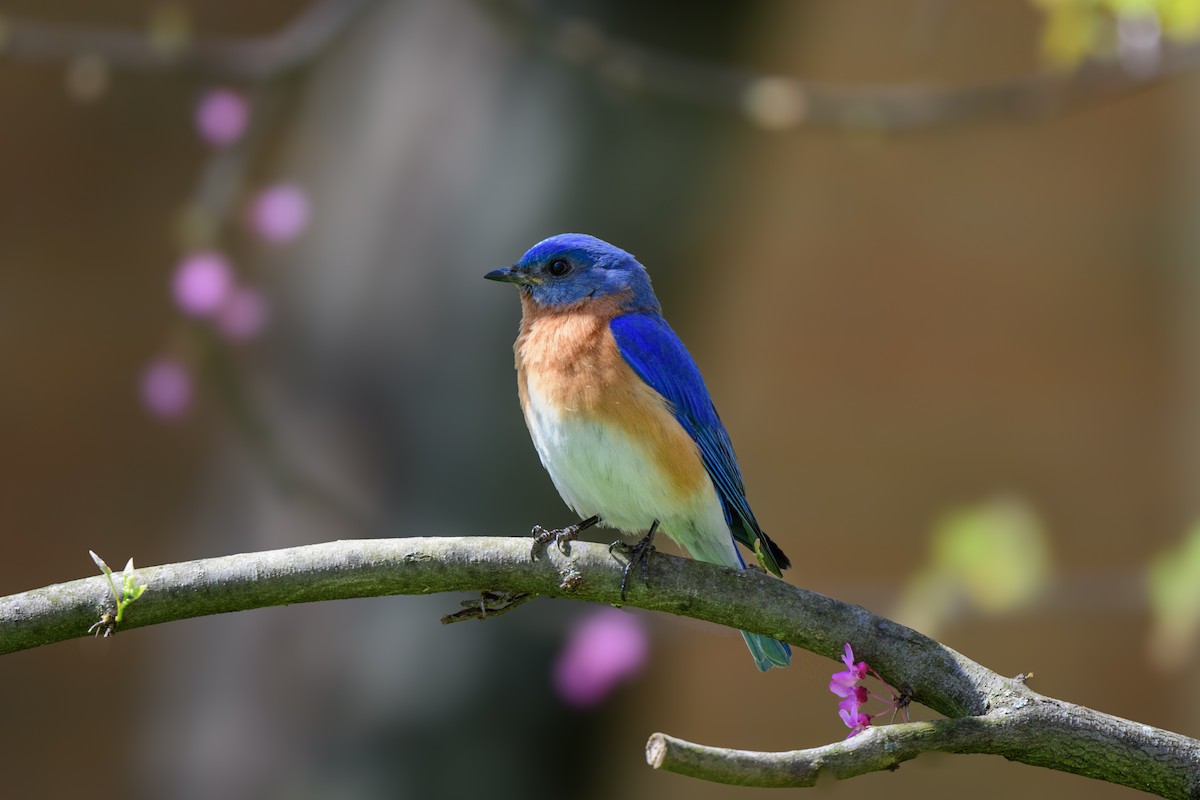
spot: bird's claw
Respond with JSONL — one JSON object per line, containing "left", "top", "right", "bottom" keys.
{"left": 530, "top": 515, "right": 599, "bottom": 560}
{"left": 609, "top": 520, "right": 659, "bottom": 601}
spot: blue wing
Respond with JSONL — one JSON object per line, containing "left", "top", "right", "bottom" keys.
{"left": 609, "top": 312, "right": 790, "bottom": 575}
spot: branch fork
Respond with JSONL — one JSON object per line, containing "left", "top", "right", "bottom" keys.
{"left": 1, "top": 536, "right": 1197, "bottom": 797}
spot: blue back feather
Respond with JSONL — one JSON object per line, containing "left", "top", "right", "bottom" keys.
{"left": 609, "top": 312, "right": 787, "bottom": 576}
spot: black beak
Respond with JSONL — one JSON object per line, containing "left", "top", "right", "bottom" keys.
{"left": 484, "top": 265, "right": 533, "bottom": 285}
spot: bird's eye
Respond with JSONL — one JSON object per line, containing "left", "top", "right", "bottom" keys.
{"left": 547, "top": 258, "right": 571, "bottom": 277}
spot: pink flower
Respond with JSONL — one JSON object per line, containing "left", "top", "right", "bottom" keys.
{"left": 249, "top": 184, "right": 310, "bottom": 244}
{"left": 830, "top": 642, "right": 897, "bottom": 739}
{"left": 195, "top": 89, "right": 248, "bottom": 146}
{"left": 829, "top": 642, "right": 869, "bottom": 696}
{"left": 140, "top": 358, "right": 191, "bottom": 420}
{"left": 215, "top": 286, "right": 269, "bottom": 341}
{"left": 842, "top": 642, "right": 869, "bottom": 675}
{"left": 172, "top": 252, "right": 233, "bottom": 317}
{"left": 554, "top": 608, "right": 649, "bottom": 708}
{"left": 838, "top": 700, "right": 872, "bottom": 737}
{"left": 831, "top": 683, "right": 868, "bottom": 704}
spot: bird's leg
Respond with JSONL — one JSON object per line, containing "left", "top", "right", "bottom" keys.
{"left": 530, "top": 515, "right": 599, "bottom": 560}
{"left": 608, "top": 519, "right": 659, "bottom": 601}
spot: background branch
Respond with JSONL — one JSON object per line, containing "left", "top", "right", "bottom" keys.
{"left": 2, "top": 537, "right": 1197, "bottom": 796}
{"left": 6, "top": 0, "right": 1200, "bottom": 129}
{"left": 0, "top": 0, "right": 376, "bottom": 79}
{"left": 484, "top": 0, "right": 1200, "bottom": 131}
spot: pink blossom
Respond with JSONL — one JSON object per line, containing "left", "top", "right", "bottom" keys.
{"left": 215, "top": 286, "right": 269, "bottom": 341}
{"left": 842, "top": 642, "right": 868, "bottom": 675}
{"left": 140, "top": 359, "right": 191, "bottom": 419}
{"left": 829, "top": 642, "right": 869, "bottom": 696}
{"left": 838, "top": 700, "right": 872, "bottom": 737}
{"left": 831, "top": 683, "right": 868, "bottom": 704}
{"left": 830, "top": 642, "right": 901, "bottom": 739}
{"left": 249, "top": 184, "right": 310, "bottom": 244}
{"left": 195, "top": 89, "right": 248, "bottom": 146}
{"left": 554, "top": 608, "right": 649, "bottom": 708}
{"left": 172, "top": 252, "right": 232, "bottom": 317}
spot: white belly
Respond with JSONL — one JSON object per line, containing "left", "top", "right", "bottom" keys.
{"left": 522, "top": 378, "right": 739, "bottom": 567}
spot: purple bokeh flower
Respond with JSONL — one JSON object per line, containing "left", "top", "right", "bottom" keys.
{"left": 554, "top": 608, "right": 649, "bottom": 708}
{"left": 249, "top": 184, "right": 310, "bottom": 244}
{"left": 173, "top": 251, "right": 233, "bottom": 317}
{"left": 215, "top": 286, "right": 269, "bottom": 341}
{"left": 140, "top": 359, "right": 191, "bottom": 420}
{"left": 195, "top": 89, "right": 248, "bottom": 147}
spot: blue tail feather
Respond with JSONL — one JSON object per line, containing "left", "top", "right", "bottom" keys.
{"left": 742, "top": 631, "right": 792, "bottom": 671}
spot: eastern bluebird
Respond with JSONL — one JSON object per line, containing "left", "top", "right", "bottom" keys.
{"left": 486, "top": 233, "right": 791, "bottom": 671}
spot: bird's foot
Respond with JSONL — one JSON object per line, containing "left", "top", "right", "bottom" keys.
{"left": 608, "top": 520, "right": 659, "bottom": 601}
{"left": 530, "top": 515, "right": 599, "bottom": 560}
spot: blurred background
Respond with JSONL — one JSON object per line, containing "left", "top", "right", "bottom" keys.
{"left": 3, "top": 0, "right": 1200, "bottom": 797}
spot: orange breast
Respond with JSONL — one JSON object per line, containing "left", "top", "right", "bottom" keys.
{"left": 514, "top": 294, "right": 709, "bottom": 499}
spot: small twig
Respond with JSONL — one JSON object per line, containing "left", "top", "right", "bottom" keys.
{"left": 480, "top": 0, "right": 1200, "bottom": 131}
{"left": 646, "top": 717, "right": 1006, "bottom": 788}
{"left": 84, "top": 550, "right": 147, "bottom": 637}
{"left": 10, "top": 1, "right": 1200, "bottom": 130}
{"left": 648, "top": 696, "right": 1200, "bottom": 797}
{"left": 0, "top": 0, "right": 378, "bottom": 79}
{"left": 440, "top": 590, "right": 534, "bottom": 623}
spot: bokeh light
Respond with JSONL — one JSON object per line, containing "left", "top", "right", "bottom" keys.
{"left": 249, "top": 183, "right": 310, "bottom": 244}
{"left": 195, "top": 88, "right": 248, "bottom": 147}
{"left": 553, "top": 608, "right": 649, "bottom": 708}
{"left": 215, "top": 285, "right": 268, "bottom": 341}
{"left": 139, "top": 358, "right": 191, "bottom": 420}
{"left": 172, "top": 251, "right": 232, "bottom": 317}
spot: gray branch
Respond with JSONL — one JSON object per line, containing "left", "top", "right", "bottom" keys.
{"left": 2, "top": 536, "right": 1197, "bottom": 796}
{"left": 7, "top": 0, "right": 1200, "bottom": 129}
{"left": 0, "top": 0, "right": 377, "bottom": 79}
{"left": 490, "top": 2, "right": 1200, "bottom": 131}
{"left": 648, "top": 704, "right": 1200, "bottom": 795}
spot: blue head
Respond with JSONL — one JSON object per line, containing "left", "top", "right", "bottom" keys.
{"left": 485, "top": 233, "right": 661, "bottom": 313}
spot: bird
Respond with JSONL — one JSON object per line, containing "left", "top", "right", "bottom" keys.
{"left": 485, "top": 233, "right": 792, "bottom": 671}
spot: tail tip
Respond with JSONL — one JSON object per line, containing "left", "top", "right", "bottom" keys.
{"left": 742, "top": 631, "right": 791, "bottom": 671}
